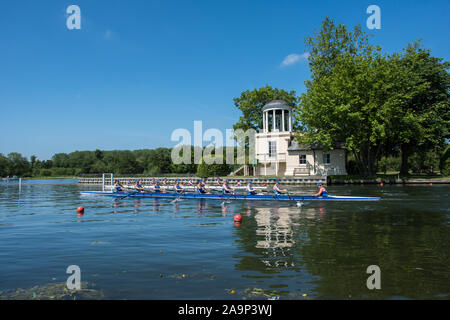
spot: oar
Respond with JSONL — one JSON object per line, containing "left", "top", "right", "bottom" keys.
{"left": 285, "top": 191, "right": 305, "bottom": 207}
{"left": 171, "top": 188, "right": 185, "bottom": 203}
{"left": 221, "top": 189, "right": 236, "bottom": 204}
{"left": 118, "top": 190, "right": 139, "bottom": 199}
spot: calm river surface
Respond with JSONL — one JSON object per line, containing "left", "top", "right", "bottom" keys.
{"left": 0, "top": 179, "right": 449, "bottom": 299}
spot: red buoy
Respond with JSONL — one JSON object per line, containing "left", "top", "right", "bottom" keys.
{"left": 234, "top": 214, "right": 242, "bottom": 222}
{"left": 77, "top": 206, "right": 85, "bottom": 214}
{"left": 429, "top": 183, "right": 433, "bottom": 186}
{"left": 380, "top": 182, "right": 384, "bottom": 187}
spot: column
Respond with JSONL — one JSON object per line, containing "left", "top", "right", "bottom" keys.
{"left": 288, "top": 112, "right": 292, "bottom": 131}
{"left": 273, "top": 109, "right": 276, "bottom": 131}
{"left": 281, "top": 110, "right": 285, "bottom": 132}
{"left": 264, "top": 112, "right": 268, "bottom": 132}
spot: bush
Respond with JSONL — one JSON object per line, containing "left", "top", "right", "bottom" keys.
{"left": 196, "top": 156, "right": 231, "bottom": 178}
{"left": 40, "top": 169, "right": 52, "bottom": 177}
{"left": 378, "top": 156, "right": 401, "bottom": 173}
{"left": 440, "top": 146, "right": 450, "bottom": 175}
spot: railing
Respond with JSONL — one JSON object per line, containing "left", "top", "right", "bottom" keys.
{"left": 256, "top": 153, "right": 287, "bottom": 162}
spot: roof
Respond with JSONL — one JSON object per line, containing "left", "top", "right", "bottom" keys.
{"left": 288, "top": 140, "right": 346, "bottom": 151}
{"left": 262, "top": 100, "right": 292, "bottom": 112}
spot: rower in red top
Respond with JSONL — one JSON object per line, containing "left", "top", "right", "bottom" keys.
{"left": 313, "top": 183, "right": 328, "bottom": 197}
{"left": 273, "top": 180, "right": 288, "bottom": 195}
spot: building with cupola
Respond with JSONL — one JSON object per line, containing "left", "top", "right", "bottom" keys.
{"left": 254, "top": 100, "right": 347, "bottom": 176}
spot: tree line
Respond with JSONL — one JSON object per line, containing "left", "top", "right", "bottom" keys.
{"left": 0, "top": 147, "right": 235, "bottom": 178}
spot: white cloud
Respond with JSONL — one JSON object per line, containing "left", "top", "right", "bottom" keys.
{"left": 280, "top": 52, "right": 310, "bottom": 67}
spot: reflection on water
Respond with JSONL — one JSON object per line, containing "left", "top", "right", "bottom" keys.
{"left": 254, "top": 206, "right": 296, "bottom": 270}
{"left": 0, "top": 181, "right": 449, "bottom": 300}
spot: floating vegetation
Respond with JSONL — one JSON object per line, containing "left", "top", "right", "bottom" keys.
{"left": 0, "top": 281, "right": 105, "bottom": 300}
{"left": 165, "top": 273, "right": 216, "bottom": 280}
{"left": 227, "top": 287, "right": 310, "bottom": 300}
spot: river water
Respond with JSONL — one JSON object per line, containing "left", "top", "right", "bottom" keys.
{"left": 0, "top": 179, "right": 448, "bottom": 299}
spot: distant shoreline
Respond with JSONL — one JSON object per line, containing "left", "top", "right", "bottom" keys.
{"left": 21, "top": 176, "right": 77, "bottom": 180}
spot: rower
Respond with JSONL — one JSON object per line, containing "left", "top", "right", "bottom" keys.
{"left": 187, "top": 179, "right": 194, "bottom": 186}
{"left": 222, "top": 180, "right": 234, "bottom": 194}
{"left": 273, "top": 180, "right": 288, "bottom": 195}
{"left": 313, "top": 183, "right": 328, "bottom": 197}
{"left": 196, "top": 180, "right": 208, "bottom": 194}
{"left": 235, "top": 180, "right": 241, "bottom": 187}
{"left": 216, "top": 177, "right": 222, "bottom": 186}
{"left": 153, "top": 180, "right": 162, "bottom": 192}
{"left": 247, "top": 181, "right": 257, "bottom": 195}
{"left": 134, "top": 180, "right": 145, "bottom": 193}
{"left": 113, "top": 180, "right": 123, "bottom": 192}
{"left": 174, "top": 179, "right": 184, "bottom": 194}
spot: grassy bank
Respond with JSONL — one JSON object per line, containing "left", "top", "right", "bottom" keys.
{"left": 329, "top": 173, "right": 450, "bottom": 184}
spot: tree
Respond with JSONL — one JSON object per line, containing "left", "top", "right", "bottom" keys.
{"left": 7, "top": 152, "right": 31, "bottom": 176}
{"left": 386, "top": 42, "right": 449, "bottom": 174}
{"left": 296, "top": 18, "right": 449, "bottom": 176}
{"left": 0, "top": 153, "right": 9, "bottom": 177}
{"left": 440, "top": 144, "right": 450, "bottom": 175}
{"left": 296, "top": 18, "right": 389, "bottom": 175}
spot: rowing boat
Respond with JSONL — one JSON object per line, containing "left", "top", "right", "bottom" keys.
{"left": 80, "top": 191, "right": 381, "bottom": 201}
{"left": 104, "top": 185, "right": 266, "bottom": 191}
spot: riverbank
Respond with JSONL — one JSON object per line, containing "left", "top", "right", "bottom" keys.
{"left": 329, "top": 174, "right": 450, "bottom": 184}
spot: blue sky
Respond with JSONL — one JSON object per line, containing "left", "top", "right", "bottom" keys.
{"left": 0, "top": 0, "right": 449, "bottom": 160}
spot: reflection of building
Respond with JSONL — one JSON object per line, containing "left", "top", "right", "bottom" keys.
{"left": 255, "top": 100, "right": 347, "bottom": 176}
{"left": 254, "top": 207, "right": 295, "bottom": 250}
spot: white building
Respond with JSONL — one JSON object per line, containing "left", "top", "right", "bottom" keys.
{"left": 254, "top": 100, "right": 347, "bottom": 176}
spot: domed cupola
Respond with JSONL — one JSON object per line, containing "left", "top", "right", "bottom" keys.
{"left": 262, "top": 100, "right": 292, "bottom": 133}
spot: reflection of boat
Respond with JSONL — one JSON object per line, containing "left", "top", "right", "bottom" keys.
{"left": 1, "top": 176, "right": 20, "bottom": 183}
{"left": 81, "top": 191, "right": 380, "bottom": 201}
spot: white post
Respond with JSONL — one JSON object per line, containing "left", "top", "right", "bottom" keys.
{"left": 19, "top": 178, "right": 22, "bottom": 192}
{"left": 282, "top": 110, "right": 285, "bottom": 132}
{"left": 288, "top": 112, "right": 292, "bottom": 131}
{"left": 263, "top": 111, "right": 266, "bottom": 132}
{"left": 273, "top": 109, "right": 276, "bottom": 131}
{"left": 102, "top": 174, "right": 105, "bottom": 192}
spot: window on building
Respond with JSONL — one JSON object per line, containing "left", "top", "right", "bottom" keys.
{"left": 268, "top": 141, "right": 277, "bottom": 158}
{"left": 299, "top": 154, "right": 306, "bottom": 165}
{"left": 323, "top": 153, "right": 331, "bottom": 164}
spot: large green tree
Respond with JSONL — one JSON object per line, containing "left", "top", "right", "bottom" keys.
{"left": 296, "top": 18, "right": 449, "bottom": 176}
{"left": 296, "top": 18, "right": 389, "bottom": 175}
{"left": 386, "top": 42, "right": 449, "bottom": 174}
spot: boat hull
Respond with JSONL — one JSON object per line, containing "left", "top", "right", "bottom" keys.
{"left": 80, "top": 191, "right": 380, "bottom": 201}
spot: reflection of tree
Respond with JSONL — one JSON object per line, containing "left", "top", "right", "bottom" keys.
{"left": 297, "top": 208, "right": 450, "bottom": 299}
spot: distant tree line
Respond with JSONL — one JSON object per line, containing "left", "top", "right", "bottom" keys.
{"left": 0, "top": 147, "right": 238, "bottom": 178}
